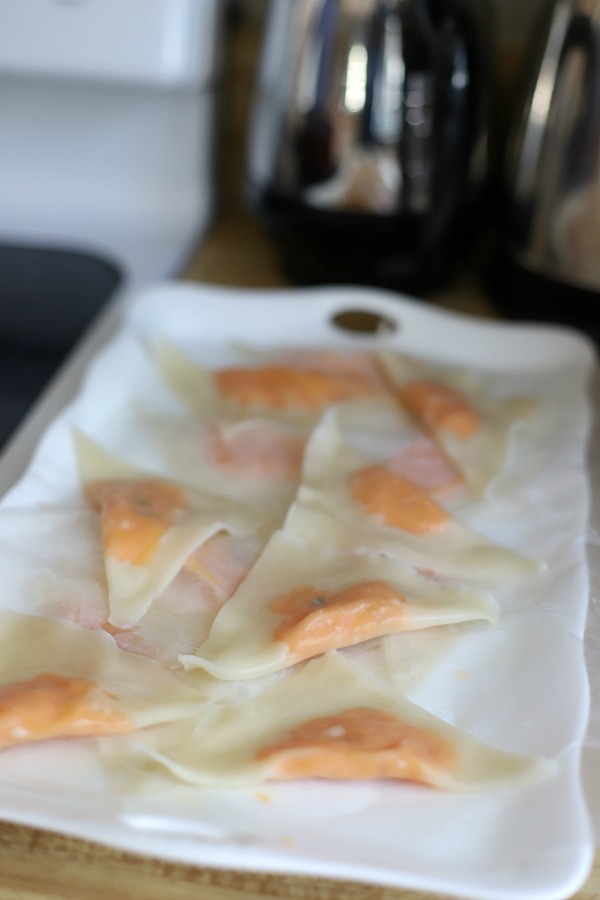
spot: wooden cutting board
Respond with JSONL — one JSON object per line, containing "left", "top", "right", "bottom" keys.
{"left": 0, "top": 821, "right": 596, "bottom": 900}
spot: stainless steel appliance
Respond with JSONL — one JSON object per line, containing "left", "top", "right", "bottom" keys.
{"left": 494, "top": 0, "right": 600, "bottom": 339}
{"left": 247, "top": 0, "right": 492, "bottom": 293}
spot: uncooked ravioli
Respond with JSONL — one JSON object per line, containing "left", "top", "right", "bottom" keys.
{"left": 179, "top": 528, "right": 498, "bottom": 680}
{"left": 290, "top": 410, "right": 541, "bottom": 584}
{"left": 151, "top": 339, "right": 390, "bottom": 424}
{"left": 231, "top": 344, "right": 391, "bottom": 392}
{"left": 123, "top": 652, "right": 553, "bottom": 790}
{"left": 0, "top": 610, "right": 207, "bottom": 749}
{"left": 75, "top": 432, "right": 276, "bottom": 627}
{"left": 379, "top": 350, "right": 534, "bottom": 495}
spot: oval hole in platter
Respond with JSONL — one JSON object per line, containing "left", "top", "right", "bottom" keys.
{"left": 330, "top": 309, "right": 398, "bottom": 336}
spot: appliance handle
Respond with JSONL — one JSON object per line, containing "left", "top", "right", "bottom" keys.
{"left": 558, "top": 8, "right": 600, "bottom": 187}
{"left": 509, "top": 0, "right": 575, "bottom": 202}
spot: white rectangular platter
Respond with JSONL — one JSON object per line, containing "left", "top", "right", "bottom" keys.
{"left": 0, "top": 282, "right": 596, "bottom": 900}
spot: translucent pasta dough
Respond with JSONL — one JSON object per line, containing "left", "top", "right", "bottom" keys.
{"left": 121, "top": 653, "right": 553, "bottom": 790}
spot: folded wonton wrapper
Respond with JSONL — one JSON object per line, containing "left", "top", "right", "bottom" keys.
{"left": 75, "top": 433, "right": 278, "bottom": 627}
{"left": 180, "top": 528, "right": 498, "bottom": 680}
{"left": 121, "top": 652, "right": 554, "bottom": 790}
{"left": 0, "top": 610, "right": 208, "bottom": 748}
{"left": 379, "top": 351, "right": 534, "bottom": 496}
{"left": 290, "top": 410, "right": 542, "bottom": 585}
{"left": 152, "top": 339, "right": 390, "bottom": 426}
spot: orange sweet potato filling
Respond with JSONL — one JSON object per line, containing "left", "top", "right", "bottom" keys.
{"left": 399, "top": 381, "right": 479, "bottom": 439}
{"left": 256, "top": 707, "right": 457, "bottom": 782}
{"left": 348, "top": 465, "right": 449, "bottom": 534}
{"left": 0, "top": 673, "right": 132, "bottom": 749}
{"left": 215, "top": 366, "right": 379, "bottom": 412}
{"left": 272, "top": 581, "right": 407, "bottom": 657}
{"left": 85, "top": 479, "right": 188, "bottom": 566}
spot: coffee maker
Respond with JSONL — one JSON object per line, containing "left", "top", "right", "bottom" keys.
{"left": 493, "top": 0, "right": 600, "bottom": 341}
{"left": 247, "top": 0, "right": 492, "bottom": 294}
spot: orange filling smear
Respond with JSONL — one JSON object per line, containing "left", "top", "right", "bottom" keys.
{"left": 207, "top": 422, "right": 305, "bottom": 479}
{"left": 272, "top": 581, "right": 407, "bottom": 657}
{"left": 0, "top": 673, "right": 132, "bottom": 749}
{"left": 257, "top": 707, "right": 457, "bottom": 783}
{"left": 399, "top": 380, "right": 479, "bottom": 439}
{"left": 215, "top": 366, "right": 380, "bottom": 412}
{"left": 102, "top": 621, "right": 131, "bottom": 637}
{"left": 348, "top": 465, "right": 449, "bottom": 534}
{"left": 85, "top": 479, "right": 188, "bottom": 566}
{"left": 385, "top": 439, "right": 464, "bottom": 494}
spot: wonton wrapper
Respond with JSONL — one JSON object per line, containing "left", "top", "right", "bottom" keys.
{"left": 0, "top": 610, "right": 208, "bottom": 748}
{"left": 336, "top": 397, "right": 465, "bottom": 495}
{"left": 105, "top": 531, "right": 267, "bottom": 670}
{"left": 292, "top": 411, "right": 541, "bottom": 585}
{"left": 75, "top": 433, "right": 276, "bottom": 627}
{"left": 122, "top": 652, "right": 553, "bottom": 790}
{"left": 126, "top": 407, "right": 305, "bottom": 510}
{"left": 152, "top": 339, "right": 389, "bottom": 425}
{"left": 180, "top": 529, "right": 498, "bottom": 680}
{"left": 379, "top": 351, "right": 534, "bottom": 496}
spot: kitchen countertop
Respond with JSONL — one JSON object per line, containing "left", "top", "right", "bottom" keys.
{"left": 0, "top": 9, "right": 597, "bottom": 900}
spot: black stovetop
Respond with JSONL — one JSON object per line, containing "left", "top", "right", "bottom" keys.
{"left": 0, "top": 243, "right": 121, "bottom": 451}
{"left": 0, "top": 347, "right": 65, "bottom": 449}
